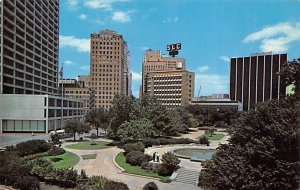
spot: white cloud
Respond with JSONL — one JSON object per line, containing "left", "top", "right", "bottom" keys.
{"left": 80, "top": 65, "right": 90, "bottom": 71}
{"left": 243, "top": 22, "right": 300, "bottom": 52}
{"left": 112, "top": 11, "right": 131, "bottom": 23}
{"left": 78, "top": 14, "right": 87, "bottom": 20}
{"left": 163, "top": 17, "right": 179, "bottom": 24}
{"left": 64, "top": 60, "right": 76, "bottom": 66}
{"left": 60, "top": 35, "right": 90, "bottom": 53}
{"left": 66, "top": 0, "right": 79, "bottom": 10}
{"left": 198, "top": 66, "right": 209, "bottom": 72}
{"left": 195, "top": 73, "right": 229, "bottom": 96}
{"left": 132, "top": 71, "right": 142, "bottom": 81}
{"left": 220, "top": 56, "right": 230, "bottom": 63}
{"left": 84, "top": 0, "right": 130, "bottom": 11}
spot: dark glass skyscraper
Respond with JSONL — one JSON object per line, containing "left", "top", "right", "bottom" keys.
{"left": 230, "top": 52, "right": 287, "bottom": 110}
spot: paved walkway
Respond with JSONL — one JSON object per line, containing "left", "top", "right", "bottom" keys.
{"left": 63, "top": 140, "right": 200, "bottom": 190}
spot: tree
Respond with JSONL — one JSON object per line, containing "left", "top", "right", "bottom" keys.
{"left": 117, "top": 118, "right": 155, "bottom": 143}
{"left": 280, "top": 58, "right": 300, "bottom": 94}
{"left": 174, "top": 107, "right": 198, "bottom": 133}
{"left": 50, "top": 133, "right": 62, "bottom": 148}
{"left": 85, "top": 108, "right": 110, "bottom": 137}
{"left": 109, "top": 94, "right": 136, "bottom": 138}
{"left": 199, "top": 95, "right": 300, "bottom": 190}
{"left": 64, "top": 120, "right": 89, "bottom": 142}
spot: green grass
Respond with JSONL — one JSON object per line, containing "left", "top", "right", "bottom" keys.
{"left": 115, "top": 152, "right": 169, "bottom": 181}
{"left": 197, "top": 133, "right": 225, "bottom": 141}
{"left": 45, "top": 151, "right": 80, "bottom": 169}
{"left": 82, "top": 153, "right": 97, "bottom": 160}
{"left": 65, "top": 141, "right": 110, "bottom": 150}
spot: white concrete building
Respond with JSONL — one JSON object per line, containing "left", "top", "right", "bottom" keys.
{"left": 0, "top": 94, "right": 84, "bottom": 133}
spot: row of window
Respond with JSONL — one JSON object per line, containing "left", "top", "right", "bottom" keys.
{"left": 92, "top": 41, "right": 121, "bottom": 45}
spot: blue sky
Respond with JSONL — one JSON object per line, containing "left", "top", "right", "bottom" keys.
{"left": 59, "top": 0, "right": 300, "bottom": 97}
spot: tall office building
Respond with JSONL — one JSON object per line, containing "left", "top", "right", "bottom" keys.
{"left": 230, "top": 52, "right": 287, "bottom": 110}
{"left": 142, "top": 50, "right": 186, "bottom": 94}
{"left": 0, "top": 0, "right": 84, "bottom": 134}
{"left": 142, "top": 49, "right": 194, "bottom": 107}
{"left": 90, "top": 29, "right": 131, "bottom": 109}
{"left": 0, "top": 0, "right": 59, "bottom": 95}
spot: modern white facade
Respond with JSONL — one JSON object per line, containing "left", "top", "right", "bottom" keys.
{"left": 0, "top": 94, "right": 84, "bottom": 133}
{"left": 190, "top": 96, "right": 243, "bottom": 112}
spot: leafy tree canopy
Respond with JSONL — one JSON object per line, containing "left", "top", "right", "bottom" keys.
{"left": 199, "top": 94, "right": 300, "bottom": 190}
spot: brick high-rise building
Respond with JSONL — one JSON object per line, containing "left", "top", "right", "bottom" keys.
{"left": 0, "top": 0, "right": 59, "bottom": 95}
{"left": 90, "top": 29, "right": 131, "bottom": 109}
{"left": 141, "top": 49, "right": 194, "bottom": 107}
{"left": 230, "top": 52, "right": 287, "bottom": 110}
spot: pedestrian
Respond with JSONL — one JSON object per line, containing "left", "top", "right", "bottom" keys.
{"left": 156, "top": 153, "right": 160, "bottom": 162}
{"left": 152, "top": 152, "right": 156, "bottom": 162}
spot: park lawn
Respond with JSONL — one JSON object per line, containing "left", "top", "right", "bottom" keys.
{"left": 82, "top": 153, "right": 97, "bottom": 160}
{"left": 115, "top": 152, "right": 169, "bottom": 181}
{"left": 197, "top": 133, "right": 225, "bottom": 141}
{"left": 45, "top": 151, "right": 80, "bottom": 169}
{"left": 65, "top": 141, "right": 110, "bottom": 150}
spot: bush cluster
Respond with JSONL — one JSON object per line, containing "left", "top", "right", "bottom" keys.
{"left": 47, "top": 147, "right": 66, "bottom": 156}
{"left": 123, "top": 142, "right": 145, "bottom": 153}
{"left": 0, "top": 152, "right": 40, "bottom": 190}
{"left": 29, "top": 158, "right": 78, "bottom": 188}
{"left": 125, "top": 151, "right": 152, "bottom": 166}
{"left": 158, "top": 152, "right": 180, "bottom": 176}
{"left": 199, "top": 136, "right": 209, "bottom": 145}
{"left": 15, "top": 140, "right": 51, "bottom": 156}
{"left": 75, "top": 174, "right": 129, "bottom": 190}
{"left": 142, "top": 138, "right": 194, "bottom": 147}
{"left": 143, "top": 182, "right": 158, "bottom": 190}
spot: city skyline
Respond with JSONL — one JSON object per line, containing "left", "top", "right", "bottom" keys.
{"left": 59, "top": 0, "right": 300, "bottom": 97}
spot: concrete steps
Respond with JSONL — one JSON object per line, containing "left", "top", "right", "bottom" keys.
{"left": 174, "top": 168, "right": 200, "bottom": 185}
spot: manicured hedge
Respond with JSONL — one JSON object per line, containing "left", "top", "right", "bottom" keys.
{"left": 142, "top": 138, "right": 194, "bottom": 147}
{"left": 125, "top": 151, "right": 151, "bottom": 166}
{"left": 16, "top": 140, "right": 51, "bottom": 156}
{"left": 123, "top": 142, "right": 145, "bottom": 153}
{"left": 47, "top": 147, "right": 66, "bottom": 156}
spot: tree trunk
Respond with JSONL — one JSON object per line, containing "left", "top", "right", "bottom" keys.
{"left": 97, "top": 127, "right": 99, "bottom": 137}
{"left": 73, "top": 132, "right": 76, "bottom": 142}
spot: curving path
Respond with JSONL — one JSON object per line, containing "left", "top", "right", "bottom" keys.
{"left": 63, "top": 139, "right": 201, "bottom": 190}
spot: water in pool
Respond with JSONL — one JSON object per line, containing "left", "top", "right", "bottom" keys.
{"left": 174, "top": 148, "right": 216, "bottom": 161}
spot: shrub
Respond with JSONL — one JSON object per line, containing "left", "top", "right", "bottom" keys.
{"left": 5, "top": 145, "right": 16, "bottom": 151}
{"left": 174, "top": 138, "right": 194, "bottom": 144}
{"left": 47, "top": 147, "right": 65, "bottom": 156}
{"left": 51, "top": 157, "right": 63, "bottom": 162}
{"left": 104, "top": 181, "right": 129, "bottom": 190}
{"left": 22, "top": 152, "right": 48, "bottom": 161}
{"left": 156, "top": 164, "right": 171, "bottom": 176}
{"left": 199, "top": 136, "right": 209, "bottom": 145}
{"left": 125, "top": 151, "right": 147, "bottom": 166}
{"left": 13, "top": 176, "right": 40, "bottom": 190}
{"left": 142, "top": 138, "right": 160, "bottom": 148}
{"left": 156, "top": 138, "right": 170, "bottom": 145}
{"left": 143, "top": 182, "right": 159, "bottom": 190}
{"left": 159, "top": 152, "right": 180, "bottom": 176}
{"left": 77, "top": 176, "right": 108, "bottom": 190}
{"left": 141, "top": 161, "right": 150, "bottom": 171}
{"left": 123, "top": 142, "right": 145, "bottom": 154}
{"left": 16, "top": 140, "right": 51, "bottom": 156}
